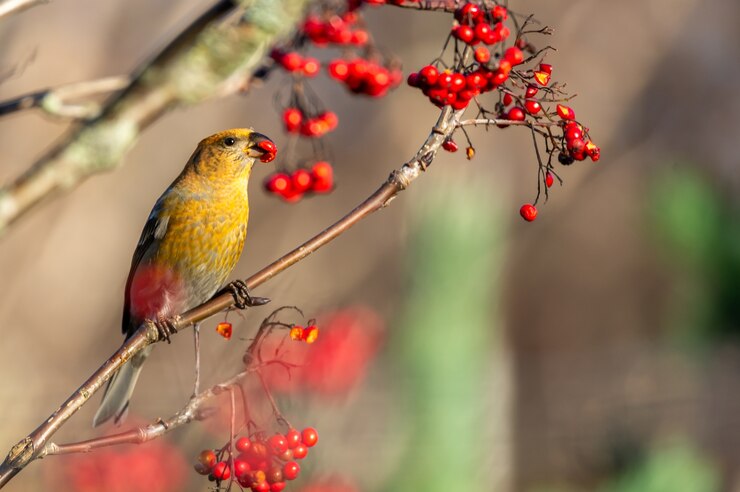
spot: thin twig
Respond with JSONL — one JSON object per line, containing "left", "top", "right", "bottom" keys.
{"left": 0, "top": 103, "right": 463, "bottom": 487}
{"left": 0, "top": 76, "right": 130, "bottom": 119}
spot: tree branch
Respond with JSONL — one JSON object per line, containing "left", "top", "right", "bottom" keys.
{"left": 0, "top": 76, "right": 130, "bottom": 119}
{"left": 0, "top": 0, "right": 309, "bottom": 236}
{"left": 0, "top": 103, "right": 462, "bottom": 488}
{"left": 0, "top": 0, "right": 46, "bottom": 20}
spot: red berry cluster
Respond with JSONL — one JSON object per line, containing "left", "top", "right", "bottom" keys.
{"left": 289, "top": 324, "right": 319, "bottom": 344}
{"left": 195, "top": 428, "right": 319, "bottom": 491}
{"left": 264, "top": 161, "right": 334, "bottom": 203}
{"left": 282, "top": 108, "right": 338, "bottom": 137}
{"left": 556, "top": 104, "right": 600, "bottom": 163}
{"left": 303, "top": 12, "right": 369, "bottom": 46}
{"left": 271, "top": 50, "right": 321, "bottom": 78}
{"left": 452, "top": 3, "right": 510, "bottom": 45}
{"left": 328, "top": 58, "right": 402, "bottom": 97}
{"left": 407, "top": 41, "right": 525, "bottom": 109}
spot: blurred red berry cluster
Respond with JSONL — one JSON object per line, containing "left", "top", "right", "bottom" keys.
{"left": 262, "top": 306, "right": 384, "bottom": 397}
{"left": 264, "top": 161, "right": 333, "bottom": 203}
{"left": 51, "top": 427, "right": 188, "bottom": 492}
{"left": 327, "top": 57, "right": 402, "bottom": 97}
{"left": 195, "top": 428, "right": 319, "bottom": 491}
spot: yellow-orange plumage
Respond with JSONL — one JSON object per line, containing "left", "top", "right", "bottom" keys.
{"left": 94, "top": 128, "right": 275, "bottom": 427}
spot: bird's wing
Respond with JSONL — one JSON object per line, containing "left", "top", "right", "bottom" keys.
{"left": 122, "top": 203, "right": 170, "bottom": 337}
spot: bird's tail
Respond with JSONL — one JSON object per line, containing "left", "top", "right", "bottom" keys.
{"left": 92, "top": 346, "right": 152, "bottom": 427}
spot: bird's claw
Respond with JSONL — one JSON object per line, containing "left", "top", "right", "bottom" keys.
{"left": 153, "top": 316, "right": 177, "bottom": 344}
{"left": 227, "top": 280, "right": 270, "bottom": 310}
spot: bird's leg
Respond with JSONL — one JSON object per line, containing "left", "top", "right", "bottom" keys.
{"left": 192, "top": 323, "right": 201, "bottom": 398}
{"left": 153, "top": 316, "right": 177, "bottom": 344}
{"left": 226, "top": 280, "right": 270, "bottom": 309}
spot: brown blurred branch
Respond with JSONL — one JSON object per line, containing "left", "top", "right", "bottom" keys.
{"left": 0, "top": 76, "right": 129, "bottom": 119}
{"left": 0, "top": 0, "right": 46, "bottom": 20}
{"left": 0, "top": 101, "right": 463, "bottom": 487}
{"left": 0, "top": 0, "right": 308, "bottom": 236}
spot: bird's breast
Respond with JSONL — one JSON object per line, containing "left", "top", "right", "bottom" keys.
{"left": 154, "top": 189, "right": 249, "bottom": 308}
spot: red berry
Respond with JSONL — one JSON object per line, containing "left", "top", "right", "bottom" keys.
{"left": 545, "top": 172, "right": 554, "bottom": 188}
{"left": 285, "top": 428, "right": 301, "bottom": 448}
{"left": 502, "top": 93, "right": 513, "bottom": 106}
{"left": 266, "top": 465, "right": 284, "bottom": 484}
{"left": 265, "top": 173, "right": 291, "bottom": 194}
{"left": 302, "top": 57, "right": 320, "bottom": 77}
{"left": 492, "top": 5, "right": 508, "bottom": 21}
{"left": 234, "top": 458, "right": 251, "bottom": 478}
{"left": 282, "top": 108, "right": 302, "bottom": 133}
{"left": 407, "top": 72, "right": 420, "bottom": 88}
{"left": 351, "top": 29, "right": 369, "bottom": 45}
{"left": 442, "top": 139, "right": 459, "bottom": 152}
{"left": 283, "top": 461, "right": 300, "bottom": 481}
{"left": 253, "top": 481, "right": 271, "bottom": 492}
{"left": 474, "top": 46, "right": 490, "bottom": 64}
{"left": 507, "top": 107, "right": 525, "bottom": 121}
{"left": 455, "top": 2, "right": 482, "bottom": 23}
{"left": 564, "top": 126, "right": 583, "bottom": 142}
{"left": 328, "top": 59, "right": 349, "bottom": 80}
{"left": 311, "top": 161, "right": 334, "bottom": 193}
{"left": 301, "top": 427, "right": 319, "bottom": 447}
{"left": 556, "top": 104, "right": 576, "bottom": 120}
{"left": 525, "top": 84, "right": 538, "bottom": 98}
{"left": 418, "top": 65, "right": 439, "bottom": 86}
{"left": 212, "top": 461, "right": 231, "bottom": 481}
{"left": 198, "top": 449, "right": 217, "bottom": 468}
{"left": 319, "top": 111, "right": 339, "bottom": 130}
{"left": 292, "top": 444, "right": 308, "bottom": 460}
{"left": 436, "top": 72, "right": 454, "bottom": 89}
{"left": 236, "top": 437, "right": 251, "bottom": 453}
{"left": 268, "top": 434, "right": 289, "bottom": 455}
{"left": 524, "top": 99, "right": 541, "bottom": 114}
{"left": 466, "top": 72, "right": 485, "bottom": 90}
{"left": 539, "top": 63, "right": 553, "bottom": 75}
{"left": 519, "top": 204, "right": 537, "bottom": 222}
{"left": 449, "top": 73, "right": 466, "bottom": 92}
{"left": 585, "top": 141, "right": 601, "bottom": 162}
{"left": 504, "top": 47, "right": 524, "bottom": 65}
{"left": 280, "top": 52, "right": 303, "bottom": 72}
{"left": 533, "top": 70, "right": 551, "bottom": 86}
{"left": 474, "top": 22, "right": 492, "bottom": 43}
{"left": 271, "top": 482, "right": 287, "bottom": 492}
{"left": 453, "top": 25, "right": 475, "bottom": 44}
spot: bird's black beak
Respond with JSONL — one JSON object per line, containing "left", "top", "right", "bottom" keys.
{"left": 247, "top": 132, "right": 277, "bottom": 163}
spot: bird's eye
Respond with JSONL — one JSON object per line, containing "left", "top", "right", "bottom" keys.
{"left": 224, "top": 137, "right": 236, "bottom": 147}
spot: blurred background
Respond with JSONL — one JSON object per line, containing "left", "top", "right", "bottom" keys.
{"left": 1, "top": 0, "right": 739, "bottom": 491}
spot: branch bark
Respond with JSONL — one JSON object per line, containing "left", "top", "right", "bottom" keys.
{"left": 0, "top": 103, "right": 463, "bottom": 488}
{"left": 0, "top": 0, "right": 46, "bottom": 20}
{"left": 0, "top": 0, "right": 308, "bottom": 236}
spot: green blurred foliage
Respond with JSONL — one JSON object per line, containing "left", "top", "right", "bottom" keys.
{"left": 598, "top": 440, "right": 719, "bottom": 492}
{"left": 385, "top": 179, "right": 504, "bottom": 492}
{"left": 648, "top": 165, "right": 740, "bottom": 346}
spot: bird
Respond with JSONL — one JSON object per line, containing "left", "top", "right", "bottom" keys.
{"left": 93, "top": 128, "right": 277, "bottom": 427}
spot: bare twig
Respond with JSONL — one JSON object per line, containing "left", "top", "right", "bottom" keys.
{"left": 0, "top": 0, "right": 46, "bottom": 20}
{"left": 0, "top": 0, "right": 309, "bottom": 236}
{"left": 0, "top": 76, "right": 130, "bottom": 119}
{"left": 0, "top": 102, "right": 463, "bottom": 487}
{"left": 457, "top": 118, "right": 561, "bottom": 129}
{"left": 39, "top": 369, "right": 253, "bottom": 457}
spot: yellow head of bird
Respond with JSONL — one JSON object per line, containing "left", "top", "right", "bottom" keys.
{"left": 187, "top": 128, "right": 276, "bottom": 181}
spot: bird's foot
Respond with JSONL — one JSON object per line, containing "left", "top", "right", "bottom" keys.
{"left": 153, "top": 316, "right": 177, "bottom": 344}
{"left": 227, "top": 280, "right": 270, "bottom": 310}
